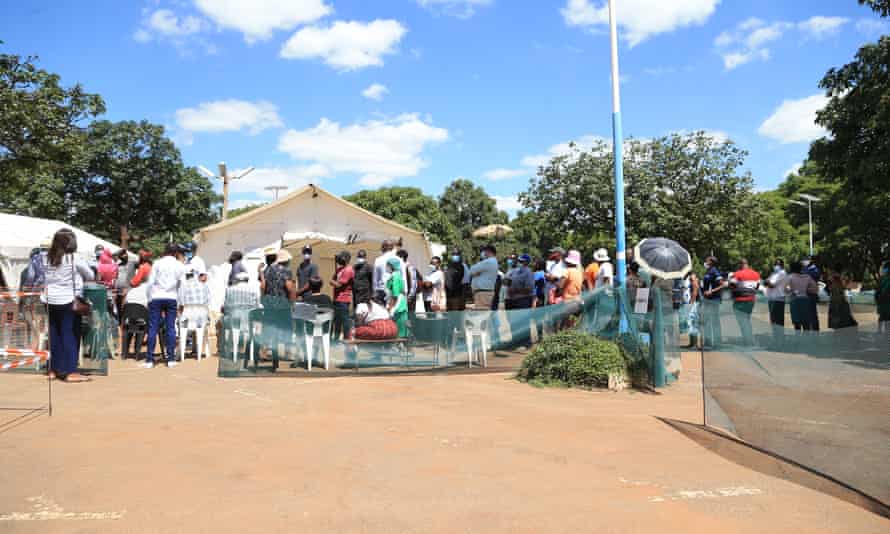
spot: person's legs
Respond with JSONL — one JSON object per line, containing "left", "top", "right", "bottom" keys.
{"left": 162, "top": 299, "right": 178, "bottom": 363}
{"left": 809, "top": 295, "right": 820, "bottom": 332}
{"left": 146, "top": 300, "right": 162, "bottom": 364}
{"left": 734, "top": 301, "right": 754, "bottom": 346}
{"left": 48, "top": 304, "right": 76, "bottom": 376}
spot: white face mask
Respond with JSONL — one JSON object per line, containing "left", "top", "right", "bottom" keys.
{"left": 801, "top": 260, "right": 810, "bottom": 268}
{"left": 774, "top": 265, "right": 782, "bottom": 273}
{"left": 356, "top": 258, "right": 366, "bottom": 264}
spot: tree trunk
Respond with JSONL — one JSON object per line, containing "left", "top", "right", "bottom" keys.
{"left": 119, "top": 224, "right": 129, "bottom": 250}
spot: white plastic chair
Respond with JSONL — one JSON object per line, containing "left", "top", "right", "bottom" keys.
{"left": 178, "top": 305, "right": 210, "bottom": 362}
{"left": 293, "top": 303, "right": 333, "bottom": 370}
{"left": 463, "top": 312, "right": 490, "bottom": 368}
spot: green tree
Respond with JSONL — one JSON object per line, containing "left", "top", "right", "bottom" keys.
{"left": 228, "top": 202, "right": 267, "bottom": 218}
{"left": 439, "top": 178, "right": 508, "bottom": 241}
{"left": 344, "top": 187, "right": 457, "bottom": 245}
{"left": 70, "top": 120, "right": 218, "bottom": 248}
{"left": 859, "top": 0, "right": 890, "bottom": 16}
{"left": 0, "top": 49, "right": 104, "bottom": 211}
{"left": 520, "top": 132, "right": 758, "bottom": 265}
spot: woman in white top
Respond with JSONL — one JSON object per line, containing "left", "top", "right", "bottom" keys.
{"left": 42, "top": 228, "right": 94, "bottom": 382}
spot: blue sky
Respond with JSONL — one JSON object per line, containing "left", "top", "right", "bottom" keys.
{"left": 3, "top": 0, "right": 888, "bottom": 214}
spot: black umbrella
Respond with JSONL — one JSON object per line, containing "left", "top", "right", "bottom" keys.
{"left": 633, "top": 238, "right": 692, "bottom": 279}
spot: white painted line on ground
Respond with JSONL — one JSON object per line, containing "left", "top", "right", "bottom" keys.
{"left": 0, "top": 496, "right": 124, "bottom": 521}
{"left": 649, "top": 486, "right": 763, "bottom": 503}
{"left": 233, "top": 389, "right": 274, "bottom": 403}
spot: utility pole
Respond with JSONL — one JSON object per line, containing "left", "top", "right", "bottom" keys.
{"left": 608, "top": 0, "right": 627, "bottom": 288}
{"left": 264, "top": 185, "right": 288, "bottom": 201}
{"left": 790, "top": 193, "right": 821, "bottom": 256}
{"left": 198, "top": 163, "right": 254, "bottom": 221}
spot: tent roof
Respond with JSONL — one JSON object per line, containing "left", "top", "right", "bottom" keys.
{"left": 197, "top": 184, "right": 426, "bottom": 239}
{"left": 0, "top": 212, "right": 121, "bottom": 260}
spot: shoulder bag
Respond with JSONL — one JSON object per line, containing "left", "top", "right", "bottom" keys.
{"left": 71, "top": 255, "right": 93, "bottom": 316}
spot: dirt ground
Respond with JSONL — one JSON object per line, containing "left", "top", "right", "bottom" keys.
{"left": 1, "top": 352, "right": 887, "bottom": 533}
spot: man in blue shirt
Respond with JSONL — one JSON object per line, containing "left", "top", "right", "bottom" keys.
{"left": 802, "top": 255, "right": 821, "bottom": 331}
{"left": 504, "top": 254, "right": 534, "bottom": 310}
{"left": 701, "top": 256, "right": 725, "bottom": 349}
{"left": 469, "top": 244, "right": 499, "bottom": 310}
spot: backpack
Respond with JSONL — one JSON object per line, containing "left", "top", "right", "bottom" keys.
{"left": 21, "top": 252, "right": 46, "bottom": 290}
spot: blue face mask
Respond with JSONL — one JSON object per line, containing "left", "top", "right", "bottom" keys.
{"left": 506, "top": 259, "right": 515, "bottom": 268}
{"left": 451, "top": 255, "right": 461, "bottom": 263}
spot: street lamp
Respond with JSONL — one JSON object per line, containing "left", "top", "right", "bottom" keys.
{"left": 789, "top": 193, "right": 821, "bottom": 256}
{"left": 197, "top": 163, "right": 255, "bottom": 220}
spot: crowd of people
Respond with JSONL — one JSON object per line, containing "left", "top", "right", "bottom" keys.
{"left": 6, "top": 226, "right": 890, "bottom": 380}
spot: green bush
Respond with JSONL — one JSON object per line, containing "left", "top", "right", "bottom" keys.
{"left": 518, "top": 330, "right": 627, "bottom": 388}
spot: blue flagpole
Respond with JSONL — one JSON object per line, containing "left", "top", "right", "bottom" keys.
{"left": 608, "top": 0, "right": 627, "bottom": 288}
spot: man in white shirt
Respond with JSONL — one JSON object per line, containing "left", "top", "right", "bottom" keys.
{"left": 422, "top": 256, "right": 445, "bottom": 311}
{"left": 143, "top": 243, "right": 186, "bottom": 368}
{"left": 544, "top": 247, "right": 567, "bottom": 304}
{"left": 469, "top": 244, "right": 499, "bottom": 309}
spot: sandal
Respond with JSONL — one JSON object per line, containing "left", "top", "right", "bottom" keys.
{"left": 63, "top": 374, "right": 92, "bottom": 383}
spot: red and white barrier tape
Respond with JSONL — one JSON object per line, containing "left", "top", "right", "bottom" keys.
{"left": 0, "top": 348, "right": 49, "bottom": 371}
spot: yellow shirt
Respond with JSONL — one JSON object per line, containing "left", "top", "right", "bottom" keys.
{"left": 564, "top": 268, "right": 584, "bottom": 300}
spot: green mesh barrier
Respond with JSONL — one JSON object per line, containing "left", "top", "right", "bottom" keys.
{"left": 702, "top": 293, "right": 889, "bottom": 505}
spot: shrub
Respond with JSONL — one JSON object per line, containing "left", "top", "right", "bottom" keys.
{"left": 518, "top": 330, "right": 627, "bottom": 388}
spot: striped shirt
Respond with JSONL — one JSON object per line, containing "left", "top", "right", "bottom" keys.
{"left": 178, "top": 278, "right": 210, "bottom": 306}
{"left": 224, "top": 283, "right": 260, "bottom": 309}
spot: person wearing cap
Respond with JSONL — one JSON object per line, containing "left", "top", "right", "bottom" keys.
{"left": 504, "top": 254, "right": 534, "bottom": 310}
{"left": 469, "top": 244, "right": 499, "bottom": 309}
{"left": 592, "top": 248, "right": 613, "bottom": 288}
{"left": 183, "top": 241, "right": 206, "bottom": 278}
{"left": 143, "top": 242, "right": 187, "bottom": 369}
{"left": 801, "top": 255, "right": 821, "bottom": 331}
{"left": 445, "top": 249, "right": 466, "bottom": 311}
{"left": 385, "top": 257, "right": 408, "bottom": 337}
{"left": 258, "top": 246, "right": 278, "bottom": 288}
{"left": 295, "top": 245, "right": 319, "bottom": 299}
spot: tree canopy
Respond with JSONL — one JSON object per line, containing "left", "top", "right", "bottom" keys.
{"left": 344, "top": 187, "right": 457, "bottom": 245}
{"left": 439, "top": 179, "right": 508, "bottom": 241}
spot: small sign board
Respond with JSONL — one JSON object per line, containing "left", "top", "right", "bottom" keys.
{"left": 634, "top": 288, "right": 650, "bottom": 314}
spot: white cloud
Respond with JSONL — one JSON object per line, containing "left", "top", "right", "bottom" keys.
{"left": 783, "top": 163, "right": 803, "bottom": 179}
{"left": 561, "top": 0, "right": 720, "bottom": 47}
{"left": 175, "top": 100, "right": 284, "bottom": 135}
{"left": 227, "top": 164, "right": 330, "bottom": 198}
{"left": 278, "top": 113, "right": 448, "bottom": 185}
{"left": 193, "top": 0, "right": 332, "bottom": 43}
{"left": 280, "top": 20, "right": 407, "bottom": 71}
{"left": 483, "top": 168, "right": 529, "bottom": 181}
{"left": 492, "top": 195, "right": 523, "bottom": 214}
{"left": 855, "top": 18, "right": 890, "bottom": 37}
{"left": 758, "top": 94, "right": 828, "bottom": 144}
{"left": 133, "top": 8, "right": 215, "bottom": 53}
{"left": 362, "top": 83, "right": 389, "bottom": 101}
{"left": 228, "top": 198, "right": 268, "bottom": 210}
{"left": 358, "top": 174, "right": 395, "bottom": 187}
{"left": 715, "top": 18, "right": 790, "bottom": 70}
{"left": 521, "top": 135, "right": 609, "bottom": 168}
{"left": 416, "top": 0, "right": 493, "bottom": 19}
{"left": 798, "top": 16, "right": 848, "bottom": 39}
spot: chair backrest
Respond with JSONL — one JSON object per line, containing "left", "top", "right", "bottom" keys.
{"left": 464, "top": 311, "right": 490, "bottom": 331}
{"left": 292, "top": 302, "right": 317, "bottom": 321}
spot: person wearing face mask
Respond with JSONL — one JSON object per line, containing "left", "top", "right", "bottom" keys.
{"left": 763, "top": 258, "right": 790, "bottom": 341}
{"left": 728, "top": 258, "right": 760, "bottom": 346}
{"left": 505, "top": 254, "right": 534, "bottom": 310}
{"left": 544, "top": 247, "right": 567, "bottom": 305}
{"left": 352, "top": 249, "right": 373, "bottom": 309}
{"left": 373, "top": 239, "right": 404, "bottom": 303}
{"left": 469, "top": 244, "right": 499, "bottom": 310}
{"left": 876, "top": 261, "right": 890, "bottom": 334}
{"left": 445, "top": 249, "right": 466, "bottom": 312}
{"left": 801, "top": 256, "right": 822, "bottom": 331}
{"left": 422, "top": 256, "right": 445, "bottom": 311}
{"left": 329, "top": 251, "right": 354, "bottom": 342}
{"left": 296, "top": 246, "right": 319, "bottom": 300}
{"left": 385, "top": 257, "right": 408, "bottom": 337}
{"left": 184, "top": 241, "right": 206, "bottom": 279}
{"left": 701, "top": 256, "right": 725, "bottom": 349}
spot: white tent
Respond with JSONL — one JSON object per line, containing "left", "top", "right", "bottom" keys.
{"left": 194, "top": 184, "right": 433, "bottom": 303}
{"left": 0, "top": 213, "right": 122, "bottom": 289}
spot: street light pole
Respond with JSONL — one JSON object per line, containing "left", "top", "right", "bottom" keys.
{"left": 198, "top": 163, "right": 255, "bottom": 221}
{"left": 608, "top": 0, "right": 627, "bottom": 288}
{"left": 789, "top": 193, "right": 821, "bottom": 257}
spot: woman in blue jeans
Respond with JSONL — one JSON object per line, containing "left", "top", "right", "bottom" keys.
{"left": 42, "top": 228, "right": 95, "bottom": 382}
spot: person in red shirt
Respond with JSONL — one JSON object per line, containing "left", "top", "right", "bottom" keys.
{"left": 729, "top": 258, "right": 761, "bottom": 346}
{"left": 330, "top": 250, "right": 355, "bottom": 342}
{"left": 129, "top": 250, "right": 153, "bottom": 287}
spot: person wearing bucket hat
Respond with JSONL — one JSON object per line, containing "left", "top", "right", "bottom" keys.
{"left": 562, "top": 250, "right": 585, "bottom": 302}
{"left": 385, "top": 257, "right": 408, "bottom": 337}
{"left": 593, "top": 248, "right": 614, "bottom": 288}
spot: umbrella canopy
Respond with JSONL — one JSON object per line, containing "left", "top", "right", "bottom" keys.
{"left": 633, "top": 238, "right": 692, "bottom": 280}
{"left": 472, "top": 224, "right": 513, "bottom": 239}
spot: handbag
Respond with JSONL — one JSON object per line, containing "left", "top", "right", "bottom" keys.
{"left": 71, "top": 255, "right": 93, "bottom": 317}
